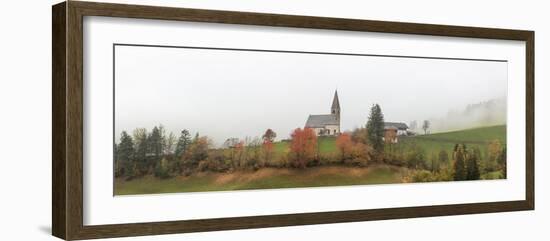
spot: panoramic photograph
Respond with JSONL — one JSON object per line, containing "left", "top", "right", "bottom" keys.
{"left": 113, "top": 44, "right": 507, "bottom": 195}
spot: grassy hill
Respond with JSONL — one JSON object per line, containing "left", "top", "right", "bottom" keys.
{"left": 398, "top": 125, "right": 506, "bottom": 158}
{"left": 115, "top": 165, "right": 403, "bottom": 195}
{"left": 410, "top": 125, "right": 506, "bottom": 144}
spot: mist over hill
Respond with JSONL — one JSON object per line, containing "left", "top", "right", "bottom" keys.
{"left": 414, "top": 97, "right": 506, "bottom": 133}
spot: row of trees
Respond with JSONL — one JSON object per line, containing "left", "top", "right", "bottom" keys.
{"left": 288, "top": 128, "right": 374, "bottom": 168}
{"left": 115, "top": 104, "right": 388, "bottom": 178}
{"left": 115, "top": 126, "right": 284, "bottom": 179}
{"left": 115, "top": 125, "right": 205, "bottom": 178}
{"left": 115, "top": 125, "right": 174, "bottom": 178}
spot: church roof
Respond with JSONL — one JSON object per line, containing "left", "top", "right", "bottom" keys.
{"left": 331, "top": 90, "right": 340, "bottom": 110}
{"left": 305, "top": 114, "right": 339, "bottom": 128}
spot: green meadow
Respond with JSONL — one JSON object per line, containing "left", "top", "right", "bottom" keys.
{"left": 397, "top": 125, "right": 506, "bottom": 159}
{"left": 115, "top": 165, "right": 403, "bottom": 195}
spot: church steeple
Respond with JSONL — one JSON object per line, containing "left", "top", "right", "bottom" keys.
{"left": 331, "top": 90, "right": 340, "bottom": 120}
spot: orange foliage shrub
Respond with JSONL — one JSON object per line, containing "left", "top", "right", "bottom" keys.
{"left": 336, "top": 133, "right": 353, "bottom": 161}
{"left": 289, "top": 128, "right": 317, "bottom": 168}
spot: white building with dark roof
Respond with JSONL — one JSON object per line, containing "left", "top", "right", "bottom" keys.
{"left": 305, "top": 90, "right": 341, "bottom": 136}
{"left": 384, "top": 122, "right": 409, "bottom": 136}
{"left": 382, "top": 122, "right": 409, "bottom": 143}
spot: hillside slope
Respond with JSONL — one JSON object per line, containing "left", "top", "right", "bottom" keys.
{"left": 398, "top": 125, "right": 506, "bottom": 157}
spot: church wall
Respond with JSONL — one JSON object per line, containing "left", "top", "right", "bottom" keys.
{"left": 312, "top": 128, "right": 324, "bottom": 136}
{"left": 324, "top": 125, "right": 340, "bottom": 136}
{"left": 310, "top": 126, "right": 340, "bottom": 136}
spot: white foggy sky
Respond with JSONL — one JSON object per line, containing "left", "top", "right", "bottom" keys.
{"left": 114, "top": 45, "right": 507, "bottom": 145}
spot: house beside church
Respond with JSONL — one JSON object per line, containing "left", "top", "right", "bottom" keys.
{"left": 383, "top": 122, "right": 409, "bottom": 143}
{"left": 384, "top": 122, "right": 409, "bottom": 136}
{"left": 305, "top": 90, "right": 341, "bottom": 136}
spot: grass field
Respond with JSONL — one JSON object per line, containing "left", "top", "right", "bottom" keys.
{"left": 396, "top": 125, "right": 506, "bottom": 158}
{"left": 115, "top": 165, "right": 403, "bottom": 195}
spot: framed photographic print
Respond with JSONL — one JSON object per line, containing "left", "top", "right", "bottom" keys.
{"left": 52, "top": 1, "right": 534, "bottom": 240}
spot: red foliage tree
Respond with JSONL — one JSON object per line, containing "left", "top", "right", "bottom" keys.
{"left": 336, "top": 132, "right": 353, "bottom": 161}
{"left": 289, "top": 128, "right": 317, "bottom": 168}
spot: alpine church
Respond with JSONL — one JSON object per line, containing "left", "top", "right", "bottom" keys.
{"left": 304, "top": 90, "right": 341, "bottom": 136}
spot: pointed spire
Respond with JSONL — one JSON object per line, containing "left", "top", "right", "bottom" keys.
{"left": 331, "top": 90, "right": 340, "bottom": 110}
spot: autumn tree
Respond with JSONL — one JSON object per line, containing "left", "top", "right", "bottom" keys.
{"left": 422, "top": 120, "right": 430, "bottom": 134}
{"left": 366, "top": 104, "right": 385, "bottom": 152}
{"left": 351, "top": 127, "right": 368, "bottom": 144}
{"left": 487, "top": 139, "right": 502, "bottom": 172}
{"left": 453, "top": 144, "right": 467, "bottom": 181}
{"left": 488, "top": 139, "right": 502, "bottom": 162}
{"left": 289, "top": 128, "right": 317, "bottom": 168}
{"left": 262, "top": 129, "right": 277, "bottom": 142}
{"left": 350, "top": 142, "right": 373, "bottom": 166}
{"left": 336, "top": 132, "right": 353, "bottom": 161}
{"left": 183, "top": 135, "right": 210, "bottom": 168}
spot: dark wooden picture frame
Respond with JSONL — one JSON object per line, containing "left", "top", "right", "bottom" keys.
{"left": 52, "top": 1, "right": 534, "bottom": 240}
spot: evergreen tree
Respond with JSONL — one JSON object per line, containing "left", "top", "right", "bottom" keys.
{"left": 366, "top": 104, "right": 385, "bottom": 152}
{"left": 117, "top": 131, "right": 134, "bottom": 176}
{"left": 148, "top": 126, "right": 164, "bottom": 160}
{"left": 453, "top": 144, "right": 467, "bottom": 181}
{"left": 133, "top": 128, "right": 148, "bottom": 175}
{"left": 175, "top": 129, "right": 191, "bottom": 158}
{"left": 466, "top": 147, "right": 481, "bottom": 180}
